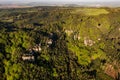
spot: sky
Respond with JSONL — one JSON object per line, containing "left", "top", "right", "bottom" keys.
{"left": 0, "top": 0, "right": 119, "bottom": 3}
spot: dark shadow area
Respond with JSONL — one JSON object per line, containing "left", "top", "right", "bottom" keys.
{"left": 33, "top": 23, "right": 44, "bottom": 26}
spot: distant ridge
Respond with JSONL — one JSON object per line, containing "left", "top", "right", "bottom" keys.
{"left": 0, "top": 1, "right": 120, "bottom": 8}
{"left": 0, "top": 4, "right": 31, "bottom": 9}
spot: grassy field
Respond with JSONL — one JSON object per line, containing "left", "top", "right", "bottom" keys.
{"left": 72, "top": 8, "right": 109, "bottom": 16}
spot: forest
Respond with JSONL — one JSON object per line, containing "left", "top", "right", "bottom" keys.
{"left": 0, "top": 6, "right": 120, "bottom": 80}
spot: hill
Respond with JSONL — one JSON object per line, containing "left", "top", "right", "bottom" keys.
{"left": 0, "top": 7, "right": 120, "bottom": 80}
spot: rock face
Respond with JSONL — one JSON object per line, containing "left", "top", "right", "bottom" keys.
{"left": 47, "top": 39, "right": 53, "bottom": 45}
{"left": 28, "top": 43, "right": 42, "bottom": 52}
{"left": 22, "top": 54, "right": 35, "bottom": 61}
{"left": 32, "top": 44, "right": 42, "bottom": 52}
{"left": 22, "top": 44, "right": 42, "bottom": 61}
{"left": 65, "top": 30, "right": 73, "bottom": 36}
{"left": 73, "top": 34, "right": 81, "bottom": 40}
{"left": 84, "top": 37, "right": 95, "bottom": 46}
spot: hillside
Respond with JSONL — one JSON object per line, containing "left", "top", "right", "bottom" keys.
{"left": 0, "top": 7, "right": 120, "bottom": 80}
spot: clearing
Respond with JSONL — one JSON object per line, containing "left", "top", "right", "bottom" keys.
{"left": 72, "top": 8, "right": 109, "bottom": 16}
